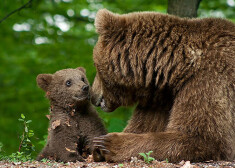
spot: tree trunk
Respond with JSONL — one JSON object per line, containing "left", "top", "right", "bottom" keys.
{"left": 167, "top": 0, "right": 202, "bottom": 18}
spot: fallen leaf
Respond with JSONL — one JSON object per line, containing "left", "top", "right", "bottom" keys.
{"left": 48, "top": 156, "right": 55, "bottom": 160}
{"left": 12, "top": 162, "right": 21, "bottom": 165}
{"left": 65, "top": 147, "right": 76, "bottom": 153}
{"left": 65, "top": 119, "right": 71, "bottom": 126}
{"left": 68, "top": 104, "right": 74, "bottom": 107}
{"left": 74, "top": 143, "right": 77, "bottom": 148}
{"left": 85, "top": 155, "right": 94, "bottom": 163}
{"left": 46, "top": 115, "right": 51, "bottom": 120}
{"left": 181, "top": 161, "right": 193, "bottom": 168}
{"left": 52, "top": 120, "right": 61, "bottom": 129}
{"left": 71, "top": 109, "right": 75, "bottom": 116}
{"left": 82, "top": 151, "right": 88, "bottom": 158}
{"left": 179, "top": 160, "right": 185, "bottom": 165}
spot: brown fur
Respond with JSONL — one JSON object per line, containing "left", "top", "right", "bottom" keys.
{"left": 91, "top": 9, "right": 235, "bottom": 162}
{"left": 36, "top": 67, "right": 106, "bottom": 162}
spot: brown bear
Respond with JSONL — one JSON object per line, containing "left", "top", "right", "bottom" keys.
{"left": 36, "top": 67, "right": 107, "bottom": 162}
{"left": 91, "top": 9, "right": 235, "bottom": 163}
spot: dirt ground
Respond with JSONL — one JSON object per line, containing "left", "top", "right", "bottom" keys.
{"left": 1, "top": 157, "right": 235, "bottom": 168}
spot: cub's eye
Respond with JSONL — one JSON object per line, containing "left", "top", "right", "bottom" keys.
{"left": 81, "top": 77, "right": 85, "bottom": 82}
{"left": 66, "top": 80, "right": 72, "bottom": 87}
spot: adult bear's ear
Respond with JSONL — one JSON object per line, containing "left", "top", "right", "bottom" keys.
{"left": 95, "top": 9, "right": 126, "bottom": 36}
{"left": 36, "top": 74, "right": 52, "bottom": 91}
{"left": 77, "top": 67, "right": 86, "bottom": 74}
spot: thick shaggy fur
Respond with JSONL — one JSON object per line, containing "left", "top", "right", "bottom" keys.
{"left": 91, "top": 9, "right": 235, "bottom": 162}
{"left": 36, "top": 68, "right": 106, "bottom": 162}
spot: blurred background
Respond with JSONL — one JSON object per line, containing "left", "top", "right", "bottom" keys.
{"left": 0, "top": 0, "right": 234, "bottom": 158}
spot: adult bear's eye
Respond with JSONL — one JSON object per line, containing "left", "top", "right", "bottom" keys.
{"left": 81, "top": 77, "right": 85, "bottom": 82}
{"left": 66, "top": 80, "right": 72, "bottom": 87}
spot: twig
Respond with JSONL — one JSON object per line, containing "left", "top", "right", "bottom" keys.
{"left": 18, "top": 121, "right": 26, "bottom": 152}
{"left": 0, "top": 0, "right": 33, "bottom": 24}
{"left": 18, "top": 131, "right": 25, "bottom": 152}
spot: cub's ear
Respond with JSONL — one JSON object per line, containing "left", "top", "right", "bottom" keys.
{"left": 36, "top": 74, "right": 52, "bottom": 91}
{"left": 77, "top": 67, "right": 86, "bottom": 74}
{"left": 95, "top": 9, "right": 125, "bottom": 35}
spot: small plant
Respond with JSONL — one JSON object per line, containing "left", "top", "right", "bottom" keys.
{"left": 118, "top": 163, "right": 124, "bottom": 167}
{"left": 8, "top": 151, "right": 32, "bottom": 162}
{"left": 18, "top": 114, "right": 35, "bottom": 155}
{"left": 0, "top": 142, "right": 5, "bottom": 160}
{"left": 165, "top": 158, "right": 169, "bottom": 163}
{"left": 0, "top": 142, "right": 3, "bottom": 152}
{"left": 139, "top": 151, "right": 155, "bottom": 163}
{"left": 0, "top": 114, "right": 35, "bottom": 162}
{"left": 41, "top": 158, "right": 50, "bottom": 163}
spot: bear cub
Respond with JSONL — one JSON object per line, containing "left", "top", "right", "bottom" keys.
{"left": 36, "top": 67, "right": 107, "bottom": 162}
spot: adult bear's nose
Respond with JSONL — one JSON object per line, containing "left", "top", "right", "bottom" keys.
{"left": 82, "top": 85, "right": 89, "bottom": 92}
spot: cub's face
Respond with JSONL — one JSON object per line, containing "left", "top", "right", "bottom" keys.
{"left": 91, "top": 73, "right": 120, "bottom": 112}
{"left": 37, "top": 67, "right": 90, "bottom": 107}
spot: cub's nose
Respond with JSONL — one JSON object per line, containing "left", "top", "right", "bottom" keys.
{"left": 82, "top": 85, "right": 89, "bottom": 92}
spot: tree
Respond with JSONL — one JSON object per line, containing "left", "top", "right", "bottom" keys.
{"left": 167, "top": 0, "right": 202, "bottom": 17}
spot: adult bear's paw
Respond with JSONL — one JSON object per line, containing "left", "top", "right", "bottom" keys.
{"left": 93, "top": 133, "right": 144, "bottom": 162}
{"left": 93, "top": 133, "right": 119, "bottom": 162}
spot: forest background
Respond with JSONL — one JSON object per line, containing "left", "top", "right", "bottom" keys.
{"left": 0, "top": 0, "right": 234, "bottom": 158}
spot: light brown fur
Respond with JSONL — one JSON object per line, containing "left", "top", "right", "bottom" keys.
{"left": 36, "top": 68, "right": 106, "bottom": 162}
{"left": 91, "top": 9, "right": 235, "bottom": 162}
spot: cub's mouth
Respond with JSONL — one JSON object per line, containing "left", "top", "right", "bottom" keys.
{"left": 72, "top": 93, "right": 90, "bottom": 102}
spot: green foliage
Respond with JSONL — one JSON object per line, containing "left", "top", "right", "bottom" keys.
{"left": 6, "top": 152, "right": 32, "bottom": 163}
{"left": 0, "top": 142, "right": 2, "bottom": 152}
{"left": 0, "top": 0, "right": 234, "bottom": 158}
{"left": 118, "top": 163, "right": 124, "bottom": 167}
{"left": 0, "top": 142, "right": 4, "bottom": 160}
{"left": 0, "top": 114, "right": 35, "bottom": 162}
{"left": 165, "top": 158, "right": 169, "bottom": 163}
{"left": 18, "top": 114, "right": 35, "bottom": 156}
{"left": 139, "top": 151, "right": 155, "bottom": 163}
{"left": 40, "top": 158, "right": 50, "bottom": 163}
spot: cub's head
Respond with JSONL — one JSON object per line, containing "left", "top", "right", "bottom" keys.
{"left": 36, "top": 67, "right": 90, "bottom": 107}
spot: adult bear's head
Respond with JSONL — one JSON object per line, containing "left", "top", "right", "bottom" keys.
{"left": 91, "top": 9, "right": 152, "bottom": 112}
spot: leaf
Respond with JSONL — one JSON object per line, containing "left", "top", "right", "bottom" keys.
{"left": 65, "top": 119, "right": 71, "bottom": 126}
{"left": 52, "top": 120, "right": 61, "bottom": 129}
{"left": 65, "top": 147, "right": 76, "bottom": 153}
{"left": 165, "top": 158, "right": 169, "bottom": 163}
{"left": 26, "top": 120, "right": 32, "bottom": 124}
{"left": 46, "top": 115, "right": 51, "bottom": 120}
{"left": 18, "top": 118, "right": 24, "bottom": 122}
{"left": 21, "top": 114, "right": 25, "bottom": 119}
{"left": 139, "top": 152, "right": 147, "bottom": 160}
{"left": 146, "top": 151, "right": 153, "bottom": 156}
{"left": 25, "top": 126, "right": 28, "bottom": 133}
{"left": 148, "top": 157, "right": 155, "bottom": 162}
{"left": 118, "top": 164, "right": 124, "bottom": 167}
